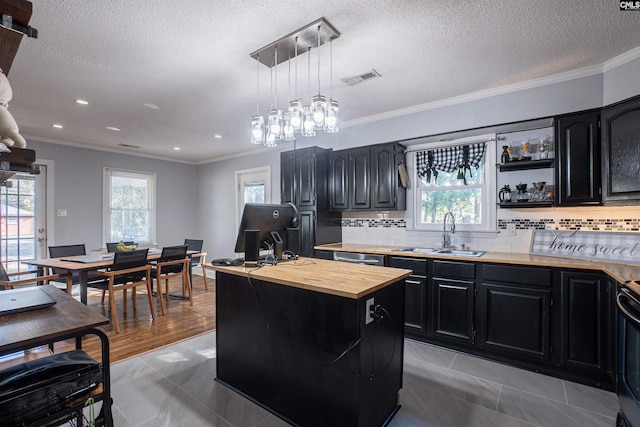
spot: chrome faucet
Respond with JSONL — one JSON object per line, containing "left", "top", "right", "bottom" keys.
{"left": 442, "top": 211, "right": 456, "bottom": 250}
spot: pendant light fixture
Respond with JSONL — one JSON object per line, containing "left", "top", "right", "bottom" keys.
{"left": 311, "top": 25, "right": 327, "bottom": 130}
{"left": 301, "top": 47, "right": 316, "bottom": 137}
{"left": 250, "top": 53, "right": 265, "bottom": 145}
{"left": 324, "top": 38, "right": 339, "bottom": 133}
{"left": 249, "top": 18, "right": 340, "bottom": 147}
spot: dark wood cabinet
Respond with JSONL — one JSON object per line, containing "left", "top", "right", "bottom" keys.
{"left": 602, "top": 95, "right": 640, "bottom": 204}
{"left": 557, "top": 270, "right": 610, "bottom": 377}
{"left": 328, "top": 143, "right": 406, "bottom": 211}
{"left": 280, "top": 147, "right": 341, "bottom": 258}
{"left": 388, "top": 256, "right": 427, "bottom": 335}
{"left": 479, "top": 264, "right": 552, "bottom": 360}
{"left": 555, "top": 110, "right": 601, "bottom": 206}
{"left": 430, "top": 260, "right": 476, "bottom": 345}
{"left": 349, "top": 147, "right": 371, "bottom": 210}
{"left": 328, "top": 150, "right": 348, "bottom": 211}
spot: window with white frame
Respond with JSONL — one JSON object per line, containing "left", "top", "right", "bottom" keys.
{"left": 412, "top": 135, "right": 496, "bottom": 231}
{"left": 103, "top": 168, "right": 156, "bottom": 245}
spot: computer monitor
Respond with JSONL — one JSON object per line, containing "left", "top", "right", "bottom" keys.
{"left": 234, "top": 203, "right": 299, "bottom": 261}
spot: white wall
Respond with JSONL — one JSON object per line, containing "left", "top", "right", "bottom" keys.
{"left": 27, "top": 140, "right": 198, "bottom": 252}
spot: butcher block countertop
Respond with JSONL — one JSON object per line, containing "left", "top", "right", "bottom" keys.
{"left": 206, "top": 257, "right": 412, "bottom": 299}
{"left": 315, "top": 243, "right": 640, "bottom": 284}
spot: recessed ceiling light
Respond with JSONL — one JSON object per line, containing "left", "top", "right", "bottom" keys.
{"left": 214, "top": 134, "right": 222, "bottom": 139}
{"left": 106, "top": 126, "right": 121, "bottom": 131}
{"left": 51, "top": 123, "right": 63, "bottom": 129}
{"left": 74, "top": 99, "right": 89, "bottom": 105}
{"left": 144, "top": 103, "right": 160, "bottom": 110}
{"left": 173, "top": 147, "right": 181, "bottom": 151}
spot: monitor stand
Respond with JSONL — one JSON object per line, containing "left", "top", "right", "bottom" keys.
{"left": 270, "top": 231, "right": 283, "bottom": 260}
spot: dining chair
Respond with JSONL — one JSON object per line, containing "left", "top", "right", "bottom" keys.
{"left": 0, "top": 261, "right": 72, "bottom": 292}
{"left": 48, "top": 244, "right": 104, "bottom": 295}
{"left": 89, "top": 249, "right": 154, "bottom": 333}
{"left": 105, "top": 241, "right": 135, "bottom": 253}
{"left": 184, "top": 238, "right": 208, "bottom": 290}
{"left": 149, "top": 245, "right": 191, "bottom": 315}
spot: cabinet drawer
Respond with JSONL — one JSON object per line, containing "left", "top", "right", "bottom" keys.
{"left": 388, "top": 257, "right": 427, "bottom": 276}
{"left": 483, "top": 264, "right": 551, "bottom": 287}
{"left": 433, "top": 260, "right": 475, "bottom": 280}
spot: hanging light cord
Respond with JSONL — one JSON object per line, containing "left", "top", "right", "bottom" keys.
{"left": 256, "top": 53, "right": 260, "bottom": 115}
{"left": 274, "top": 46, "right": 278, "bottom": 109}
{"left": 317, "top": 25, "right": 321, "bottom": 95}
{"left": 294, "top": 37, "right": 298, "bottom": 99}
{"left": 330, "top": 39, "right": 333, "bottom": 100}
{"left": 307, "top": 47, "right": 311, "bottom": 99}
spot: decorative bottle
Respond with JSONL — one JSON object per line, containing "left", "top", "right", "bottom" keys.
{"left": 501, "top": 145, "right": 511, "bottom": 163}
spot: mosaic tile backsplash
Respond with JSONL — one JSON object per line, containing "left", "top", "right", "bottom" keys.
{"left": 342, "top": 217, "right": 639, "bottom": 232}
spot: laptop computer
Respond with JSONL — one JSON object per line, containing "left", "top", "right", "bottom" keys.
{"left": 0, "top": 288, "right": 57, "bottom": 316}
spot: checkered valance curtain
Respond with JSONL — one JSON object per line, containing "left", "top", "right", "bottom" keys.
{"left": 416, "top": 143, "right": 486, "bottom": 185}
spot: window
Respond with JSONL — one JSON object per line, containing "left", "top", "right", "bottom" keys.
{"left": 103, "top": 168, "right": 156, "bottom": 245}
{"left": 235, "top": 167, "right": 271, "bottom": 227}
{"left": 412, "top": 135, "right": 496, "bottom": 231}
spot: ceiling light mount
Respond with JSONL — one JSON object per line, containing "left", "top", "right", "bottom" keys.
{"left": 250, "top": 18, "right": 340, "bottom": 68}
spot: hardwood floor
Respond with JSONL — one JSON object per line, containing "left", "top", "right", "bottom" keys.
{"left": 0, "top": 275, "right": 215, "bottom": 368}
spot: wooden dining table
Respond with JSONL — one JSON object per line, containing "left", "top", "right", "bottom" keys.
{"left": 23, "top": 249, "right": 205, "bottom": 304}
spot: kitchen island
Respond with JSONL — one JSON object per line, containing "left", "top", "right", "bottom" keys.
{"left": 207, "top": 258, "right": 411, "bottom": 427}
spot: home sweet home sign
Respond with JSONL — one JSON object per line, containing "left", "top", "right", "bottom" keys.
{"left": 530, "top": 230, "right": 640, "bottom": 264}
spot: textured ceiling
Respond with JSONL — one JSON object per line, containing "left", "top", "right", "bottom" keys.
{"left": 6, "top": 0, "right": 640, "bottom": 163}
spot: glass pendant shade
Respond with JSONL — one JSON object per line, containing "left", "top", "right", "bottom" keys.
{"left": 288, "top": 99, "right": 303, "bottom": 133}
{"left": 311, "top": 94, "right": 327, "bottom": 130}
{"left": 268, "top": 109, "right": 283, "bottom": 140}
{"left": 301, "top": 105, "right": 316, "bottom": 137}
{"left": 264, "top": 129, "right": 277, "bottom": 147}
{"left": 324, "top": 99, "right": 339, "bottom": 133}
{"left": 250, "top": 115, "right": 265, "bottom": 144}
{"left": 282, "top": 112, "right": 295, "bottom": 141}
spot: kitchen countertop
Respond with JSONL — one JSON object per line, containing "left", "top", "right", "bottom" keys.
{"left": 206, "top": 257, "right": 412, "bottom": 299}
{"left": 315, "top": 243, "right": 640, "bottom": 284}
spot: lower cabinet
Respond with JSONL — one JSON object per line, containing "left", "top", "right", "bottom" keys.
{"left": 557, "top": 270, "right": 613, "bottom": 384}
{"left": 388, "top": 256, "right": 427, "bottom": 335}
{"left": 431, "top": 260, "right": 476, "bottom": 345}
{"left": 478, "top": 264, "right": 552, "bottom": 361}
{"left": 391, "top": 256, "right": 615, "bottom": 390}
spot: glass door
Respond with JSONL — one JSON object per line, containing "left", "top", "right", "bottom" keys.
{"left": 0, "top": 165, "right": 47, "bottom": 272}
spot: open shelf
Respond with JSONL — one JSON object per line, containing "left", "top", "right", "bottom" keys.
{"left": 498, "top": 201, "right": 553, "bottom": 208}
{"left": 498, "top": 159, "right": 554, "bottom": 172}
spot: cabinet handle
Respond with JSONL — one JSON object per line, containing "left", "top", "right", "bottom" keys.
{"left": 406, "top": 279, "right": 422, "bottom": 285}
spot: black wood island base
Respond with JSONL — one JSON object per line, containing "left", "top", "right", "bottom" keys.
{"left": 211, "top": 259, "right": 410, "bottom": 427}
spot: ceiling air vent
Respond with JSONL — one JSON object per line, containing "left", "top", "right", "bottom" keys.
{"left": 118, "top": 143, "right": 140, "bottom": 149}
{"left": 342, "top": 69, "right": 381, "bottom": 86}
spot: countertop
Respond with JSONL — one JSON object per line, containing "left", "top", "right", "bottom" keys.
{"left": 315, "top": 243, "right": 640, "bottom": 284}
{"left": 206, "top": 257, "right": 412, "bottom": 299}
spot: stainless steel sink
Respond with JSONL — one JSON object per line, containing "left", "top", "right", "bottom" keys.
{"left": 390, "top": 247, "right": 485, "bottom": 257}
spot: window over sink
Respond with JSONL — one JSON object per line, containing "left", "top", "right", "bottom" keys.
{"left": 410, "top": 134, "right": 497, "bottom": 232}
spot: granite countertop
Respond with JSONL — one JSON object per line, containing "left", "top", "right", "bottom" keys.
{"left": 315, "top": 243, "right": 640, "bottom": 284}
{"left": 206, "top": 257, "right": 412, "bottom": 299}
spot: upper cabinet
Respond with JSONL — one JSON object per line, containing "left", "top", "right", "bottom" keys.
{"left": 555, "top": 110, "right": 602, "bottom": 206}
{"left": 601, "top": 95, "right": 640, "bottom": 205}
{"left": 328, "top": 142, "right": 406, "bottom": 211}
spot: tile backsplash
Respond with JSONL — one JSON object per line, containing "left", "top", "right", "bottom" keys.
{"left": 340, "top": 206, "right": 640, "bottom": 254}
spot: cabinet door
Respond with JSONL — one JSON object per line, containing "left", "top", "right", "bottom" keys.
{"left": 349, "top": 147, "right": 371, "bottom": 210}
{"left": 297, "top": 149, "right": 316, "bottom": 208}
{"left": 280, "top": 151, "right": 296, "bottom": 204}
{"left": 559, "top": 271, "right": 609, "bottom": 374}
{"left": 297, "top": 210, "right": 315, "bottom": 257}
{"left": 371, "top": 145, "right": 397, "bottom": 209}
{"left": 431, "top": 278, "right": 474, "bottom": 344}
{"left": 556, "top": 111, "right": 601, "bottom": 206}
{"left": 328, "top": 151, "right": 348, "bottom": 211}
{"left": 602, "top": 96, "right": 640, "bottom": 204}
{"left": 388, "top": 257, "right": 428, "bottom": 335}
{"left": 478, "top": 282, "right": 551, "bottom": 360}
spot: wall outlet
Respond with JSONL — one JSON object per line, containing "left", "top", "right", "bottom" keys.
{"left": 365, "top": 297, "right": 375, "bottom": 324}
{"left": 507, "top": 223, "right": 516, "bottom": 236}
{"left": 57, "top": 209, "right": 67, "bottom": 217}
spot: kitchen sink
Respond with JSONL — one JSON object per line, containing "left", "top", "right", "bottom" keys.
{"left": 390, "top": 247, "right": 485, "bottom": 257}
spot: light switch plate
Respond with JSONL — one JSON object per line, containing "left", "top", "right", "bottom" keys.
{"left": 57, "top": 209, "right": 67, "bottom": 217}
{"left": 507, "top": 223, "right": 516, "bottom": 236}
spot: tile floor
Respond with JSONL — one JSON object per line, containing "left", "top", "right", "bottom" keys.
{"left": 97, "top": 333, "right": 618, "bottom": 427}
